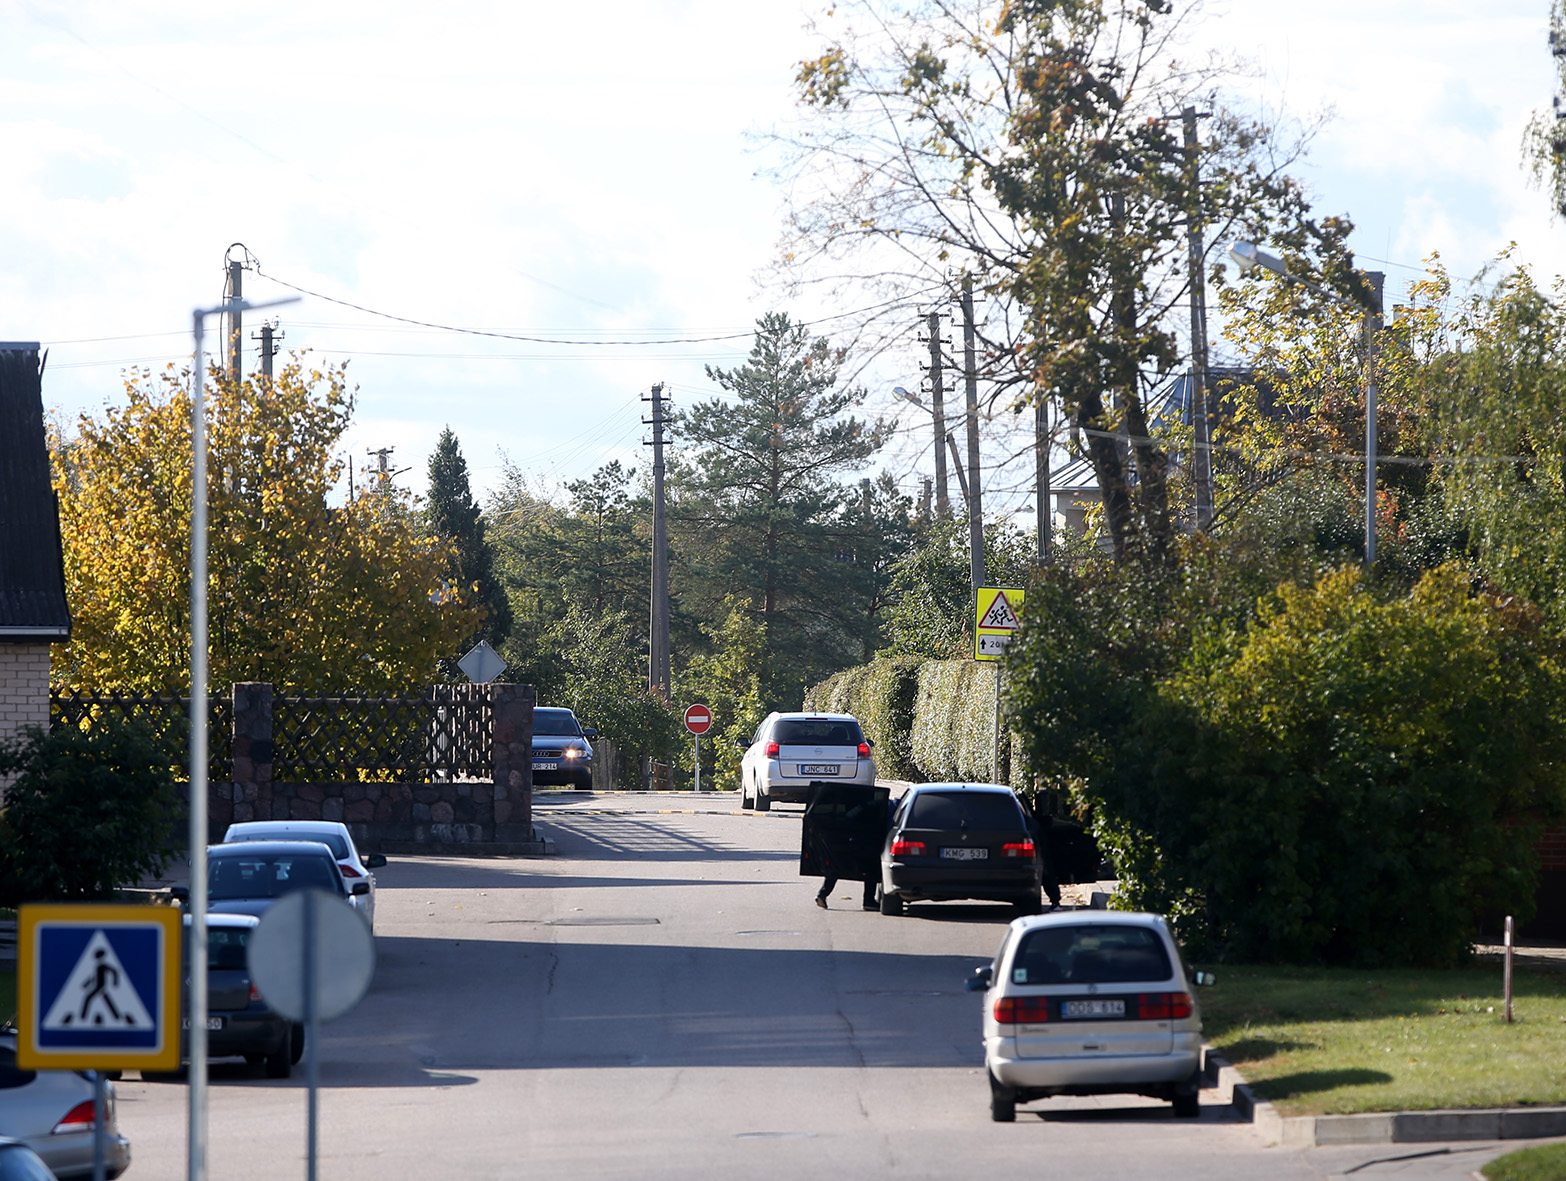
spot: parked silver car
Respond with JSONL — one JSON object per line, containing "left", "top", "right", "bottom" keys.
{"left": 740, "top": 712, "right": 876, "bottom": 811}
{"left": 0, "top": 1031, "right": 130, "bottom": 1179}
{"left": 223, "top": 820, "right": 385, "bottom": 931}
{"left": 970, "top": 910, "right": 1212, "bottom": 1122}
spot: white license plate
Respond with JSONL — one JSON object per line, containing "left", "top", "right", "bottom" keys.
{"left": 940, "top": 846, "right": 988, "bottom": 861}
{"left": 182, "top": 1017, "right": 225, "bottom": 1030}
{"left": 1062, "top": 999, "right": 1125, "bottom": 1019}
{"left": 532, "top": 761, "right": 559, "bottom": 771}
{"left": 799, "top": 764, "right": 840, "bottom": 775}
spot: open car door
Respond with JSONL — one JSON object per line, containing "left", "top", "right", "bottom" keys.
{"left": 800, "top": 781, "right": 890, "bottom": 881}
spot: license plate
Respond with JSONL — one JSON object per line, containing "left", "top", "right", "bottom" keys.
{"left": 940, "top": 846, "right": 988, "bottom": 861}
{"left": 1062, "top": 999, "right": 1125, "bottom": 1019}
{"left": 532, "top": 761, "right": 559, "bottom": 771}
{"left": 799, "top": 764, "right": 840, "bottom": 775}
{"left": 182, "top": 1017, "right": 225, "bottom": 1030}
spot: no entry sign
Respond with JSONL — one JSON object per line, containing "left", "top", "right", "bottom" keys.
{"left": 684, "top": 704, "right": 713, "bottom": 735}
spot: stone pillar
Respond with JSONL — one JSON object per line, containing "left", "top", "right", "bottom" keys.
{"left": 492, "top": 682, "right": 535, "bottom": 840}
{"left": 225, "top": 682, "right": 274, "bottom": 834}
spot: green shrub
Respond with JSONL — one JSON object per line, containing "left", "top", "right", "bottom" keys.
{"left": 0, "top": 721, "right": 182, "bottom": 906}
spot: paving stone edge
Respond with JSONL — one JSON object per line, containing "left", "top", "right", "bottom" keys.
{"left": 1203, "top": 1050, "right": 1566, "bottom": 1147}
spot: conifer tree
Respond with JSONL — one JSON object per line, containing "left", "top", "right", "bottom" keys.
{"left": 426, "top": 427, "right": 512, "bottom": 665}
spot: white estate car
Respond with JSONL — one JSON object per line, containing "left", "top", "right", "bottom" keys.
{"left": 222, "top": 820, "right": 385, "bottom": 931}
{"left": 970, "top": 910, "right": 1213, "bottom": 1122}
{"left": 740, "top": 712, "right": 876, "bottom": 811}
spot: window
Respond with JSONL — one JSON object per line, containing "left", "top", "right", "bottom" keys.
{"left": 772, "top": 719, "right": 864, "bottom": 746}
{"left": 239, "top": 830, "right": 350, "bottom": 859}
{"left": 208, "top": 927, "right": 251, "bottom": 971}
{"left": 1010, "top": 924, "right": 1173, "bottom": 985}
{"left": 906, "top": 791, "right": 1025, "bottom": 830}
{"left": 533, "top": 709, "right": 583, "bottom": 737}
{"left": 209, "top": 854, "right": 340, "bottom": 899}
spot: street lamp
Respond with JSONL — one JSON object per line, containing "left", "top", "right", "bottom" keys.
{"left": 186, "top": 292, "right": 297, "bottom": 1181}
{"left": 1228, "top": 241, "right": 1382, "bottom": 565}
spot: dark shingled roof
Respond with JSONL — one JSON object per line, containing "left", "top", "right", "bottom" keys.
{"left": 0, "top": 344, "right": 71, "bottom": 642}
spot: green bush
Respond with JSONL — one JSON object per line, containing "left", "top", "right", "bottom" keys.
{"left": 0, "top": 721, "right": 182, "bottom": 906}
{"left": 804, "top": 656, "right": 923, "bottom": 778}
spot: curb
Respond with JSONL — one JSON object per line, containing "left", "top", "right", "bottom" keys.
{"left": 1204, "top": 1051, "right": 1566, "bottom": 1146}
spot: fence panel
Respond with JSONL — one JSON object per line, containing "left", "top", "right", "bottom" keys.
{"left": 49, "top": 689, "right": 232, "bottom": 779}
{"left": 271, "top": 690, "right": 491, "bottom": 782}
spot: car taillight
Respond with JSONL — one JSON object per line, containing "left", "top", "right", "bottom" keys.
{"left": 891, "top": 839, "right": 926, "bottom": 857}
{"left": 1135, "top": 992, "right": 1194, "bottom": 1020}
{"left": 53, "top": 1100, "right": 96, "bottom": 1134}
{"left": 1001, "top": 841, "right": 1036, "bottom": 859}
{"left": 338, "top": 863, "right": 363, "bottom": 878}
{"left": 994, "top": 996, "right": 1051, "bottom": 1025}
{"left": 250, "top": 982, "right": 261, "bottom": 1003}
{"left": 765, "top": 742, "right": 780, "bottom": 757}
{"left": 857, "top": 742, "right": 870, "bottom": 757}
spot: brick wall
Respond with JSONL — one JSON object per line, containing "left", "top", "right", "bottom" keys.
{"left": 0, "top": 644, "right": 50, "bottom": 743}
{"left": 1538, "top": 826, "right": 1566, "bottom": 873}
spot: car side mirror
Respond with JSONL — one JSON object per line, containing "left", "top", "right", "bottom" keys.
{"left": 1192, "top": 970, "right": 1216, "bottom": 987}
{"left": 867, "top": 738, "right": 876, "bottom": 748}
{"left": 351, "top": 881, "right": 370, "bottom": 896}
{"left": 169, "top": 885, "right": 190, "bottom": 906}
{"left": 582, "top": 727, "right": 598, "bottom": 738}
{"left": 365, "top": 854, "right": 387, "bottom": 870}
{"left": 966, "top": 964, "right": 993, "bottom": 992}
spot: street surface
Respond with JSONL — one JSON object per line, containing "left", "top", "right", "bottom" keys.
{"left": 118, "top": 791, "right": 1546, "bottom": 1178}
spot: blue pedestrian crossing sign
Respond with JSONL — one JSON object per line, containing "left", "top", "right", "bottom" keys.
{"left": 17, "top": 903, "right": 181, "bottom": 1071}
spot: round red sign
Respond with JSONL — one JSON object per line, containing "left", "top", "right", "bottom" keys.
{"left": 683, "top": 704, "right": 713, "bottom": 735}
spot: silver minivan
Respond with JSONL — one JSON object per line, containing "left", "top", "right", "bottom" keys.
{"left": 740, "top": 712, "right": 876, "bottom": 811}
{"left": 970, "top": 911, "right": 1211, "bottom": 1121}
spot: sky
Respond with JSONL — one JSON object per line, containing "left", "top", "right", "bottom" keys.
{"left": 2, "top": 0, "right": 1562, "bottom": 515}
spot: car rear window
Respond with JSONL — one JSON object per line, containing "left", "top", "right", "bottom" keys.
{"left": 534, "top": 709, "right": 583, "bottom": 736}
{"left": 208, "top": 926, "right": 251, "bottom": 971}
{"left": 238, "top": 830, "right": 350, "bottom": 859}
{"left": 906, "top": 791, "right": 1024, "bottom": 830}
{"left": 208, "top": 852, "right": 341, "bottom": 899}
{"left": 773, "top": 719, "right": 864, "bottom": 746}
{"left": 1010, "top": 924, "right": 1173, "bottom": 985}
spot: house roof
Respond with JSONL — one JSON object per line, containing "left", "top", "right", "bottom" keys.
{"left": 0, "top": 344, "right": 71, "bottom": 642}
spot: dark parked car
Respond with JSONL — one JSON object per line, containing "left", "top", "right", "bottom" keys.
{"left": 205, "top": 840, "right": 359, "bottom": 921}
{"left": 531, "top": 708, "right": 597, "bottom": 789}
{"left": 877, "top": 784, "right": 1043, "bottom": 916}
{"left": 184, "top": 914, "right": 302, "bottom": 1078}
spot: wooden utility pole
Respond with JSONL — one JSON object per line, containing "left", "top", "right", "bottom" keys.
{"left": 1183, "top": 106, "right": 1214, "bottom": 532}
{"left": 926, "top": 311, "right": 950, "bottom": 520}
{"left": 961, "top": 276, "right": 986, "bottom": 592}
{"left": 1035, "top": 399, "right": 1051, "bottom": 562}
{"left": 644, "top": 383, "right": 671, "bottom": 697}
{"left": 255, "top": 321, "right": 283, "bottom": 382}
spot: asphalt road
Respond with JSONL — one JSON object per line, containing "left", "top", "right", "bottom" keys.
{"left": 116, "top": 791, "right": 1540, "bottom": 1179}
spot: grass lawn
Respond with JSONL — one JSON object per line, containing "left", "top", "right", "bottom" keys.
{"left": 1483, "top": 1142, "right": 1566, "bottom": 1180}
{"left": 1200, "top": 962, "right": 1566, "bottom": 1117}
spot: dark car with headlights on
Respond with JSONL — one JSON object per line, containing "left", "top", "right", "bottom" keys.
{"left": 184, "top": 914, "right": 301, "bottom": 1078}
{"left": 531, "top": 708, "right": 597, "bottom": 789}
{"left": 877, "top": 783, "right": 1042, "bottom": 916}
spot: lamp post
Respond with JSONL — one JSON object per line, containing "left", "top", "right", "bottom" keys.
{"left": 1228, "top": 241, "right": 1383, "bottom": 565}
{"left": 187, "top": 292, "right": 297, "bottom": 1181}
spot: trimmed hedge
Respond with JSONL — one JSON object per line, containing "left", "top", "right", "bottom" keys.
{"left": 806, "top": 656, "right": 1019, "bottom": 785}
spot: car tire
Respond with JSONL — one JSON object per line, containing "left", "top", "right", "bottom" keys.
{"left": 290, "top": 1023, "right": 305, "bottom": 1065}
{"left": 740, "top": 775, "right": 753, "bottom": 809}
{"left": 1172, "top": 1090, "right": 1200, "bottom": 1119}
{"left": 754, "top": 786, "right": 771, "bottom": 812}
{"left": 989, "top": 1073, "right": 1017, "bottom": 1123}
{"left": 264, "top": 1042, "right": 292, "bottom": 1079}
{"left": 243, "top": 1053, "right": 264, "bottom": 1066}
{"left": 878, "top": 886, "right": 902, "bottom": 916}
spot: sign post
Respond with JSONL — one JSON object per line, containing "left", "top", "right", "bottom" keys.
{"left": 18, "top": 903, "right": 182, "bottom": 1181}
{"left": 974, "top": 587, "right": 1026, "bottom": 784}
{"left": 684, "top": 704, "right": 713, "bottom": 793}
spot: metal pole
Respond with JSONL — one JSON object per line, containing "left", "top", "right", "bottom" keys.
{"left": 91, "top": 1071, "right": 106, "bottom": 1181}
{"left": 961, "top": 276, "right": 985, "bottom": 592}
{"left": 928, "top": 311, "right": 949, "bottom": 520}
{"left": 992, "top": 665, "right": 1003, "bottom": 785}
{"left": 188, "top": 309, "right": 210, "bottom": 1181}
{"left": 305, "top": 891, "right": 319, "bottom": 1181}
{"left": 1504, "top": 914, "right": 1514, "bottom": 1024}
{"left": 694, "top": 734, "right": 701, "bottom": 794}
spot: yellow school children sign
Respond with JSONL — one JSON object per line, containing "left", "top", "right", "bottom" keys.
{"left": 974, "top": 586, "right": 1025, "bottom": 661}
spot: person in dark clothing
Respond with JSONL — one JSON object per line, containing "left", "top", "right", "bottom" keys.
{"left": 802, "top": 782, "right": 890, "bottom": 911}
{"left": 1028, "top": 794, "right": 1064, "bottom": 911}
{"left": 816, "top": 873, "right": 878, "bottom": 910}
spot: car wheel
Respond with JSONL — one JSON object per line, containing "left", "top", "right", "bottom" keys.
{"left": 290, "top": 1024, "right": 305, "bottom": 1065}
{"left": 243, "top": 1053, "right": 264, "bottom": 1066}
{"left": 1172, "top": 1090, "right": 1200, "bottom": 1119}
{"left": 740, "top": 775, "right": 753, "bottom": 809}
{"left": 878, "top": 885, "right": 902, "bottom": 916}
{"left": 989, "top": 1073, "right": 1017, "bottom": 1123}
{"left": 754, "top": 785, "right": 771, "bottom": 812}
{"left": 264, "top": 1042, "right": 292, "bottom": 1079}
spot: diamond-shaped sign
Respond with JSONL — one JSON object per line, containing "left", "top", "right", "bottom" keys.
{"left": 457, "top": 640, "right": 507, "bottom": 684}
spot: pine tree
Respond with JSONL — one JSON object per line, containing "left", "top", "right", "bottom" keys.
{"left": 426, "top": 427, "right": 512, "bottom": 668}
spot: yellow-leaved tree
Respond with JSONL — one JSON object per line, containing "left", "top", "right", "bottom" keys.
{"left": 51, "top": 358, "right": 482, "bottom": 692}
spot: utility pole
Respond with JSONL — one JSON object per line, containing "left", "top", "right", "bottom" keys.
{"left": 1035, "top": 399, "right": 1051, "bottom": 563}
{"left": 223, "top": 257, "right": 243, "bottom": 385}
{"left": 643, "top": 383, "right": 670, "bottom": 697}
{"left": 254, "top": 321, "right": 283, "bottom": 382}
{"left": 961, "top": 276, "right": 986, "bottom": 592}
{"left": 1365, "top": 271, "right": 1385, "bottom": 565}
{"left": 1183, "top": 106, "right": 1214, "bottom": 532}
{"left": 925, "top": 311, "right": 950, "bottom": 520}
